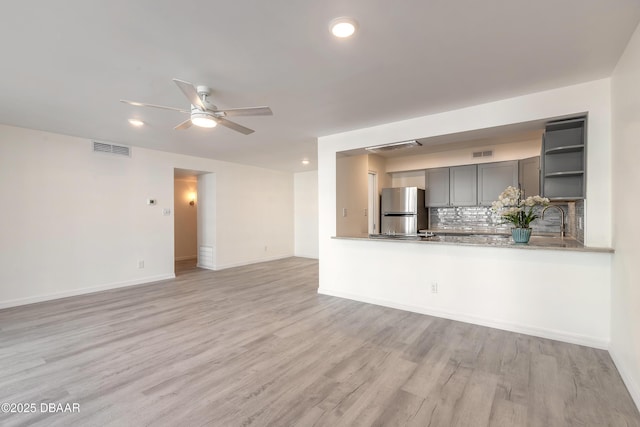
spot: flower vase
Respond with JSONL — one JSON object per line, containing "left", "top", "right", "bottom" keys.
{"left": 511, "top": 227, "right": 532, "bottom": 243}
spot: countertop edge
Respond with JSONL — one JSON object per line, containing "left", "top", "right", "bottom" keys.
{"left": 331, "top": 236, "right": 614, "bottom": 253}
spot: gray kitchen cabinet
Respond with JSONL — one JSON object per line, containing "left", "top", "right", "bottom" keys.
{"left": 541, "top": 117, "right": 586, "bottom": 200}
{"left": 477, "top": 161, "right": 518, "bottom": 206}
{"left": 424, "top": 167, "right": 450, "bottom": 207}
{"left": 519, "top": 156, "right": 540, "bottom": 198}
{"left": 450, "top": 165, "right": 477, "bottom": 206}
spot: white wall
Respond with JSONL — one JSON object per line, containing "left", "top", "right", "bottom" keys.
{"left": 391, "top": 170, "right": 426, "bottom": 189}
{"left": 173, "top": 178, "right": 197, "bottom": 260}
{"left": 336, "top": 154, "right": 369, "bottom": 237}
{"left": 389, "top": 138, "right": 541, "bottom": 188}
{"left": 366, "top": 154, "right": 391, "bottom": 192}
{"left": 294, "top": 170, "right": 318, "bottom": 259}
{"left": 386, "top": 138, "right": 542, "bottom": 172}
{"left": 320, "top": 240, "right": 611, "bottom": 348}
{"left": 366, "top": 154, "right": 390, "bottom": 235}
{"left": 611, "top": 22, "right": 640, "bottom": 409}
{"left": 318, "top": 79, "right": 613, "bottom": 348}
{"left": 0, "top": 124, "right": 294, "bottom": 307}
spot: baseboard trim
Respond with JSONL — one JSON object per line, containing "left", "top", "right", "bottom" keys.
{"left": 175, "top": 255, "right": 197, "bottom": 261}
{"left": 214, "top": 254, "right": 293, "bottom": 270}
{"left": 609, "top": 347, "right": 640, "bottom": 411}
{"left": 317, "top": 288, "right": 609, "bottom": 350}
{"left": 293, "top": 254, "right": 319, "bottom": 260}
{"left": 0, "top": 274, "right": 176, "bottom": 310}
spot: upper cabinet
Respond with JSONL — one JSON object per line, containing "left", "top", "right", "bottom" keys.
{"left": 519, "top": 156, "right": 540, "bottom": 198}
{"left": 424, "top": 168, "right": 450, "bottom": 207}
{"left": 477, "top": 161, "right": 518, "bottom": 206}
{"left": 541, "top": 117, "right": 586, "bottom": 200}
{"left": 425, "top": 159, "right": 541, "bottom": 207}
{"left": 450, "top": 165, "right": 477, "bottom": 206}
{"left": 425, "top": 165, "right": 478, "bottom": 207}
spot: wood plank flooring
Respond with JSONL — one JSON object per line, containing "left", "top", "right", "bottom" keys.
{"left": 0, "top": 257, "right": 638, "bottom": 426}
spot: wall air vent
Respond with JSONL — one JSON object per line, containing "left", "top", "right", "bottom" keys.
{"left": 472, "top": 150, "right": 493, "bottom": 158}
{"left": 365, "top": 140, "right": 422, "bottom": 153}
{"left": 92, "top": 140, "right": 131, "bottom": 157}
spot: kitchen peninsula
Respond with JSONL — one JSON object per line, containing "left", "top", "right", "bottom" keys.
{"left": 319, "top": 80, "right": 613, "bottom": 351}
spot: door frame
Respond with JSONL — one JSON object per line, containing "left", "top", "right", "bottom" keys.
{"left": 368, "top": 171, "right": 378, "bottom": 234}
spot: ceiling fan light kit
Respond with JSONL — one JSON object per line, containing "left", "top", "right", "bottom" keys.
{"left": 120, "top": 79, "right": 272, "bottom": 135}
{"left": 127, "top": 118, "right": 144, "bottom": 127}
{"left": 191, "top": 111, "right": 217, "bottom": 128}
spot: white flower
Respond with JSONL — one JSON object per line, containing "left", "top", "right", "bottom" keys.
{"left": 496, "top": 186, "right": 522, "bottom": 207}
{"left": 532, "top": 195, "right": 549, "bottom": 204}
{"left": 492, "top": 187, "right": 548, "bottom": 228}
{"left": 503, "top": 206, "right": 522, "bottom": 216}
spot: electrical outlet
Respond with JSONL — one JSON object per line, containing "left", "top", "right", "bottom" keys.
{"left": 162, "top": 208, "right": 171, "bottom": 216}
{"left": 342, "top": 208, "right": 347, "bottom": 217}
{"left": 431, "top": 282, "right": 438, "bottom": 293}
{"left": 137, "top": 260, "right": 144, "bottom": 269}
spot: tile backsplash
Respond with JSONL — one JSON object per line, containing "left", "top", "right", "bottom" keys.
{"left": 429, "top": 202, "right": 583, "bottom": 239}
{"left": 575, "top": 199, "right": 584, "bottom": 243}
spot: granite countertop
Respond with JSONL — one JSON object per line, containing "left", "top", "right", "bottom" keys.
{"left": 333, "top": 232, "right": 614, "bottom": 253}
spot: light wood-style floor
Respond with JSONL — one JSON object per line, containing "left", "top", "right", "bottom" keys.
{"left": 1, "top": 257, "right": 638, "bottom": 426}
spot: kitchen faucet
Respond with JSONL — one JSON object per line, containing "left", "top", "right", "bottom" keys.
{"left": 541, "top": 205, "right": 566, "bottom": 237}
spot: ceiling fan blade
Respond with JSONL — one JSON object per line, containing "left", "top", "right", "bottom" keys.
{"left": 214, "top": 118, "right": 255, "bottom": 135}
{"left": 174, "top": 118, "right": 193, "bottom": 130}
{"left": 173, "top": 78, "right": 206, "bottom": 110}
{"left": 120, "top": 99, "right": 189, "bottom": 113}
{"left": 216, "top": 106, "right": 273, "bottom": 117}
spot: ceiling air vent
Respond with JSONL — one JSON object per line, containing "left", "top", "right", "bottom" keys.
{"left": 472, "top": 150, "right": 493, "bottom": 158}
{"left": 92, "top": 141, "right": 131, "bottom": 157}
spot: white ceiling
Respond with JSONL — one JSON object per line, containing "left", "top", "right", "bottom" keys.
{"left": 1, "top": 1, "right": 638, "bottom": 172}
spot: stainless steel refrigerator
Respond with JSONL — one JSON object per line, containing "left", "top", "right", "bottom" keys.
{"left": 380, "top": 187, "right": 428, "bottom": 235}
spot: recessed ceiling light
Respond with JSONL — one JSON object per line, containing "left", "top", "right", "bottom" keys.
{"left": 128, "top": 118, "right": 144, "bottom": 127}
{"left": 330, "top": 17, "right": 358, "bottom": 38}
{"left": 302, "top": 159, "right": 310, "bottom": 165}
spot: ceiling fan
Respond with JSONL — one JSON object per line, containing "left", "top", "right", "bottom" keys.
{"left": 120, "top": 78, "right": 272, "bottom": 135}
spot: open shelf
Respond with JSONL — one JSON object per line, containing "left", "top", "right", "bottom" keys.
{"left": 545, "top": 170, "right": 584, "bottom": 177}
{"left": 544, "top": 150, "right": 584, "bottom": 175}
{"left": 547, "top": 197, "right": 583, "bottom": 201}
{"left": 545, "top": 144, "right": 584, "bottom": 155}
{"left": 541, "top": 116, "right": 586, "bottom": 200}
{"left": 543, "top": 175, "right": 584, "bottom": 199}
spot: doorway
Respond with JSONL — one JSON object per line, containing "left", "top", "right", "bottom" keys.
{"left": 173, "top": 168, "right": 216, "bottom": 275}
{"left": 174, "top": 170, "right": 199, "bottom": 274}
{"left": 368, "top": 171, "right": 378, "bottom": 235}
